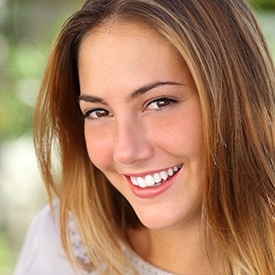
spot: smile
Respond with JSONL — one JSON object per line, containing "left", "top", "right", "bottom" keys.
{"left": 129, "top": 165, "right": 182, "bottom": 188}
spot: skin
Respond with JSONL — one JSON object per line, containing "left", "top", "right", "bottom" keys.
{"left": 78, "top": 23, "right": 207, "bottom": 274}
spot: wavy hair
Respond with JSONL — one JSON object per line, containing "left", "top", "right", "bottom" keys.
{"left": 33, "top": 0, "right": 275, "bottom": 274}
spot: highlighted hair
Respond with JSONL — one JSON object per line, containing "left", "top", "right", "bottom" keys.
{"left": 33, "top": 0, "right": 275, "bottom": 273}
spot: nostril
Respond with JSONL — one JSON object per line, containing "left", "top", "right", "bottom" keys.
{"left": 113, "top": 121, "right": 154, "bottom": 165}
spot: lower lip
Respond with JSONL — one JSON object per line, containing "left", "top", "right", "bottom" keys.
{"left": 126, "top": 169, "right": 181, "bottom": 199}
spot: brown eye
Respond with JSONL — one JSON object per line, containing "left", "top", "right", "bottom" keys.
{"left": 147, "top": 97, "right": 177, "bottom": 110}
{"left": 83, "top": 109, "right": 112, "bottom": 120}
{"left": 94, "top": 110, "right": 109, "bottom": 117}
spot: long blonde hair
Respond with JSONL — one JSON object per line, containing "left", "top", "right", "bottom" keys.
{"left": 33, "top": 0, "right": 275, "bottom": 274}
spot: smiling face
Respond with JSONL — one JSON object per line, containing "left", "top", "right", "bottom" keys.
{"left": 78, "top": 23, "right": 204, "bottom": 230}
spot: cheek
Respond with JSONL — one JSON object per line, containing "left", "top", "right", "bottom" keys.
{"left": 150, "top": 109, "right": 204, "bottom": 159}
{"left": 178, "top": 104, "right": 204, "bottom": 156}
{"left": 178, "top": 118, "right": 204, "bottom": 155}
{"left": 84, "top": 125, "right": 114, "bottom": 170}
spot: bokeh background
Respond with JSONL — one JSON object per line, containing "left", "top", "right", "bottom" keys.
{"left": 0, "top": 0, "right": 274, "bottom": 274}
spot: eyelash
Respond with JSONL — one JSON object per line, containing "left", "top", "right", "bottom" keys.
{"left": 146, "top": 97, "right": 177, "bottom": 110}
{"left": 81, "top": 97, "right": 177, "bottom": 120}
{"left": 82, "top": 108, "right": 112, "bottom": 120}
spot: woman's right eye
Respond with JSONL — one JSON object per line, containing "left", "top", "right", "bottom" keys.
{"left": 83, "top": 108, "right": 112, "bottom": 120}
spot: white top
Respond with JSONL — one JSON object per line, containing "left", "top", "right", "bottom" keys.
{"left": 14, "top": 200, "right": 174, "bottom": 275}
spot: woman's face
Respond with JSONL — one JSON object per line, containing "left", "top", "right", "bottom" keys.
{"left": 78, "top": 23, "right": 204, "bottom": 230}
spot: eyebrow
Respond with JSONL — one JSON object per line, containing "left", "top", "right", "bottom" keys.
{"left": 78, "top": 81, "right": 182, "bottom": 104}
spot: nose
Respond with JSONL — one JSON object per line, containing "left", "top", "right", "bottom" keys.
{"left": 113, "top": 119, "right": 153, "bottom": 166}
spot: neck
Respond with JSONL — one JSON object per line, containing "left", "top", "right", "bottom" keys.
{"left": 128, "top": 219, "right": 209, "bottom": 274}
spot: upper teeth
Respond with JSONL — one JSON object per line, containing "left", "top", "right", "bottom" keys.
{"left": 130, "top": 165, "right": 182, "bottom": 188}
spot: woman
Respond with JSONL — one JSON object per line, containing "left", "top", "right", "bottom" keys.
{"left": 15, "top": 0, "right": 275, "bottom": 274}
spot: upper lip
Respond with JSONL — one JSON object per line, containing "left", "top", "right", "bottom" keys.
{"left": 123, "top": 164, "right": 183, "bottom": 178}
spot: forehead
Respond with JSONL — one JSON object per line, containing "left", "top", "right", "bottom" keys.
{"left": 78, "top": 21, "right": 182, "bottom": 63}
{"left": 77, "top": 21, "right": 194, "bottom": 98}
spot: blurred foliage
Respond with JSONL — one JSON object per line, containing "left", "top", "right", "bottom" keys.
{"left": 0, "top": 0, "right": 80, "bottom": 140}
{"left": 248, "top": 0, "right": 275, "bottom": 10}
{"left": 0, "top": 229, "right": 14, "bottom": 274}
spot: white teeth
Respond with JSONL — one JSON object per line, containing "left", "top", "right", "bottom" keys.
{"left": 145, "top": 175, "right": 155, "bottom": 187}
{"left": 130, "top": 165, "right": 182, "bottom": 188}
{"left": 130, "top": 177, "right": 138, "bottom": 186}
{"left": 167, "top": 168, "right": 173, "bottom": 176}
{"left": 160, "top": 171, "right": 168, "bottom": 181}
{"left": 153, "top": 173, "right": 161, "bottom": 183}
{"left": 137, "top": 177, "right": 146, "bottom": 188}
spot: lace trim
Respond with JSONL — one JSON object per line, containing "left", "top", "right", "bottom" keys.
{"left": 69, "top": 216, "right": 175, "bottom": 275}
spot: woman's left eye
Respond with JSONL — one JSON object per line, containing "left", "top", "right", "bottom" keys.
{"left": 146, "top": 97, "right": 177, "bottom": 110}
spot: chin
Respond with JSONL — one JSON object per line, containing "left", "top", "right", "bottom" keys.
{"left": 134, "top": 206, "right": 201, "bottom": 231}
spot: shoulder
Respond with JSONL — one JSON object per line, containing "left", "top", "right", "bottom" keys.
{"left": 26, "top": 199, "right": 60, "bottom": 236}
{"left": 14, "top": 200, "right": 76, "bottom": 275}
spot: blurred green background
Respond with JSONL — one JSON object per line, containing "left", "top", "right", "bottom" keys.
{"left": 0, "top": 0, "right": 274, "bottom": 274}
